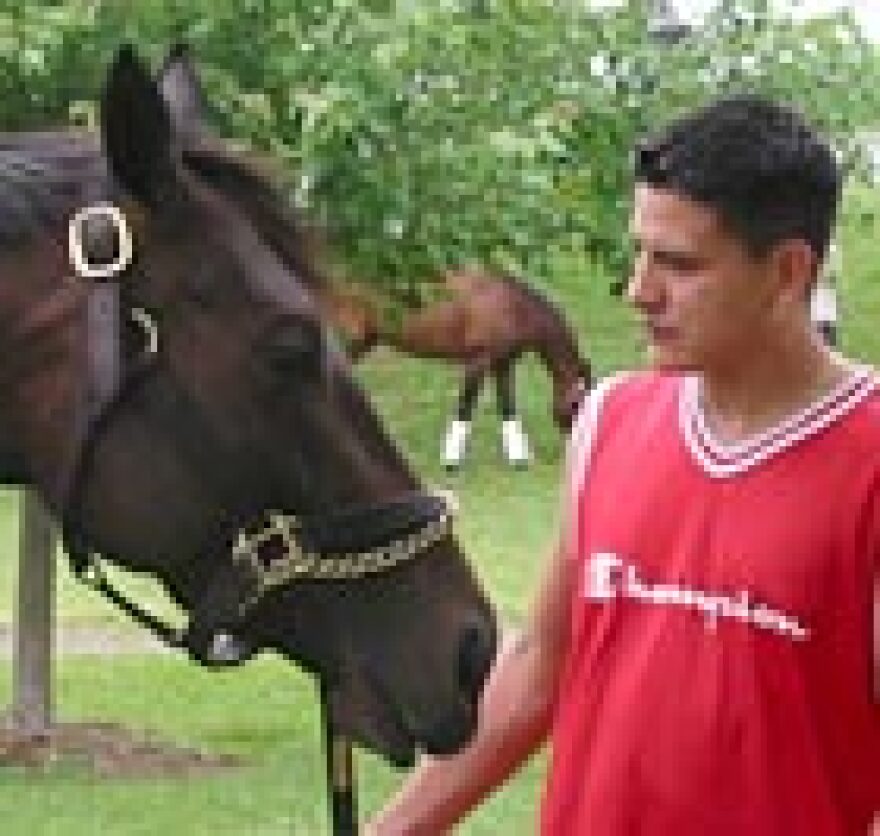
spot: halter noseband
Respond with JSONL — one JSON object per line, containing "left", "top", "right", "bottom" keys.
{"left": 62, "top": 202, "right": 454, "bottom": 664}
{"left": 230, "top": 493, "right": 455, "bottom": 617}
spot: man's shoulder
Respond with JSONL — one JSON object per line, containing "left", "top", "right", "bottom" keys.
{"left": 569, "top": 369, "right": 677, "bottom": 448}
{"left": 845, "top": 371, "right": 880, "bottom": 440}
{"left": 589, "top": 369, "right": 679, "bottom": 414}
{"left": 586, "top": 368, "right": 675, "bottom": 402}
{"left": 814, "top": 365, "right": 880, "bottom": 472}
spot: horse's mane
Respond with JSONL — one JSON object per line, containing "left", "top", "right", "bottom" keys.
{"left": 181, "top": 145, "right": 329, "bottom": 292}
{"left": 0, "top": 133, "right": 107, "bottom": 248}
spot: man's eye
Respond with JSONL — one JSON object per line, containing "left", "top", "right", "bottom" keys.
{"left": 662, "top": 254, "right": 701, "bottom": 272}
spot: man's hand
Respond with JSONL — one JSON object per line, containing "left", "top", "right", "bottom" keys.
{"left": 367, "top": 541, "right": 577, "bottom": 834}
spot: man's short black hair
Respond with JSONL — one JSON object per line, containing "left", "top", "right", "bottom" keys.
{"left": 634, "top": 95, "right": 842, "bottom": 263}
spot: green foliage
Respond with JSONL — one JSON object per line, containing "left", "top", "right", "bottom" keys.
{"left": 1, "top": 0, "right": 878, "bottom": 300}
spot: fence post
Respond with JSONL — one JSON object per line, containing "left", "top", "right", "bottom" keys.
{"left": 11, "top": 490, "right": 56, "bottom": 732}
{"left": 812, "top": 241, "right": 840, "bottom": 347}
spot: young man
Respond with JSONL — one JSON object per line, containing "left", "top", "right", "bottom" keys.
{"left": 369, "top": 96, "right": 880, "bottom": 834}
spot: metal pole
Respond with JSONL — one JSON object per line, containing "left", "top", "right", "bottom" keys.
{"left": 11, "top": 490, "right": 55, "bottom": 732}
{"left": 319, "top": 678, "right": 357, "bottom": 835}
{"left": 812, "top": 241, "right": 840, "bottom": 347}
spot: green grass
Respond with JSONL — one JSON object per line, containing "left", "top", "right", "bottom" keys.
{"left": 0, "top": 654, "right": 546, "bottom": 835}
{"left": 0, "top": 185, "right": 878, "bottom": 834}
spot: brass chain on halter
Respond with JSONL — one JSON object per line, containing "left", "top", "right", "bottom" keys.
{"left": 232, "top": 503, "right": 454, "bottom": 617}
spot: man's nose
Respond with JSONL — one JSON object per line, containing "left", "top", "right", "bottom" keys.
{"left": 627, "top": 256, "right": 660, "bottom": 310}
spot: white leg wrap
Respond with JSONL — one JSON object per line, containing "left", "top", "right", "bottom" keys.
{"left": 502, "top": 418, "right": 530, "bottom": 465}
{"left": 443, "top": 419, "right": 471, "bottom": 467}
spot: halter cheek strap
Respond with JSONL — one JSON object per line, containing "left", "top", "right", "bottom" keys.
{"left": 61, "top": 203, "right": 172, "bottom": 645}
{"left": 69, "top": 204, "right": 159, "bottom": 357}
{"left": 60, "top": 202, "right": 158, "bottom": 514}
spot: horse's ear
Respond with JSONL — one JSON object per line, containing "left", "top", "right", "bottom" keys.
{"left": 157, "top": 42, "right": 211, "bottom": 146}
{"left": 101, "top": 44, "right": 176, "bottom": 205}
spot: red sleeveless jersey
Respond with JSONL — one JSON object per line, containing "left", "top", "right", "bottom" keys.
{"left": 541, "top": 369, "right": 880, "bottom": 835}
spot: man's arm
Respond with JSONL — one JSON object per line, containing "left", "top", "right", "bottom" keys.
{"left": 872, "top": 574, "right": 879, "bottom": 835}
{"left": 873, "top": 570, "right": 879, "bottom": 703}
{"left": 367, "top": 542, "right": 578, "bottom": 835}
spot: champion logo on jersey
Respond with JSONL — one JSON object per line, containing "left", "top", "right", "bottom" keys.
{"left": 584, "top": 552, "right": 810, "bottom": 641}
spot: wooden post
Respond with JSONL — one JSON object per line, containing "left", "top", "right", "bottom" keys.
{"left": 11, "top": 491, "right": 55, "bottom": 732}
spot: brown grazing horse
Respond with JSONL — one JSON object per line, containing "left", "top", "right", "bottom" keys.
{"left": 320, "top": 269, "right": 591, "bottom": 427}
{"left": 316, "top": 269, "right": 593, "bottom": 466}
{"left": 0, "top": 45, "right": 496, "bottom": 768}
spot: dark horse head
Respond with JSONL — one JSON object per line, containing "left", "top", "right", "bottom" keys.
{"left": 0, "top": 46, "right": 496, "bottom": 766}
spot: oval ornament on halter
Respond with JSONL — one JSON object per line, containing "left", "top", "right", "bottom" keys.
{"left": 68, "top": 203, "right": 134, "bottom": 281}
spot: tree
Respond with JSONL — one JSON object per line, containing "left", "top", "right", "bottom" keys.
{"left": 2, "top": 0, "right": 877, "bottom": 303}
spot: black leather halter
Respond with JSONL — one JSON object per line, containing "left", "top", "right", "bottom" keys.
{"left": 59, "top": 203, "right": 453, "bottom": 664}
{"left": 58, "top": 203, "right": 185, "bottom": 645}
{"left": 61, "top": 203, "right": 145, "bottom": 520}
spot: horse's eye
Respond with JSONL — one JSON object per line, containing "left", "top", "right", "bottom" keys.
{"left": 260, "top": 316, "right": 323, "bottom": 376}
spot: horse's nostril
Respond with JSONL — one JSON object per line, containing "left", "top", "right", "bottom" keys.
{"left": 457, "top": 619, "right": 496, "bottom": 707}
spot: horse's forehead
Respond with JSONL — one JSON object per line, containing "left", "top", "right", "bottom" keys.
{"left": 189, "top": 186, "right": 318, "bottom": 316}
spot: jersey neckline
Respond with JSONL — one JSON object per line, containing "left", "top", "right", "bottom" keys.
{"left": 678, "top": 365, "right": 877, "bottom": 478}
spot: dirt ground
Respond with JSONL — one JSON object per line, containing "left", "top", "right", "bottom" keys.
{"left": 0, "top": 622, "right": 245, "bottom": 777}
{"left": 0, "top": 720, "right": 243, "bottom": 776}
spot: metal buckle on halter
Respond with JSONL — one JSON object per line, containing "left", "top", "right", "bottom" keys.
{"left": 68, "top": 203, "right": 134, "bottom": 281}
{"left": 68, "top": 203, "right": 159, "bottom": 361}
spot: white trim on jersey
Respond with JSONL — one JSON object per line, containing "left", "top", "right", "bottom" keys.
{"left": 679, "top": 365, "right": 878, "bottom": 479}
{"left": 561, "top": 374, "right": 629, "bottom": 560}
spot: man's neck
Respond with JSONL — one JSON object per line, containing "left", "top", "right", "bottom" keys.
{"left": 699, "top": 333, "right": 850, "bottom": 444}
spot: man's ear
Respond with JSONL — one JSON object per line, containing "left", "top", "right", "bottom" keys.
{"left": 771, "top": 239, "right": 816, "bottom": 305}
{"left": 101, "top": 44, "right": 177, "bottom": 205}
{"left": 157, "top": 42, "right": 211, "bottom": 147}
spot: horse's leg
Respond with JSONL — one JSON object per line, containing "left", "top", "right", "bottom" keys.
{"left": 494, "top": 359, "right": 531, "bottom": 467}
{"left": 442, "top": 363, "right": 485, "bottom": 469}
{"left": 494, "top": 358, "right": 516, "bottom": 421}
{"left": 458, "top": 363, "right": 486, "bottom": 422}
